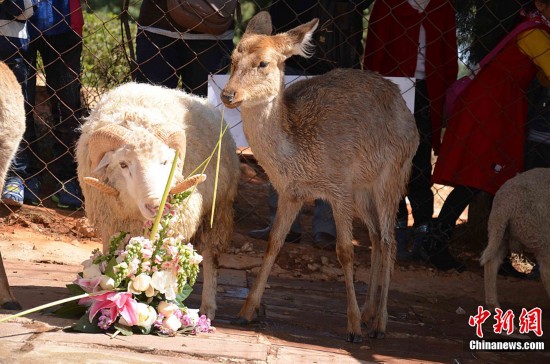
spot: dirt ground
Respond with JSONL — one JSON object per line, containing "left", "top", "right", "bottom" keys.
{"left": 0, "top": 160, "right": 549, "bottom": 363}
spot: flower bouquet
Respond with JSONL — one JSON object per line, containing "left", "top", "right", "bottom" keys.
{"left": 63, "top": 191, "right": 213, "bottom": 337}
{"left": 58, "top": 151, "right": 213, "bottom": 337}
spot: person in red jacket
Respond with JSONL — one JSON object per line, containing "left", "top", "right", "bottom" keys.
{"left": 429, "top": 0, "right": 550, "bottom": 271}
{"left": 363, "top": 0, "right": 459, "bottom": 268}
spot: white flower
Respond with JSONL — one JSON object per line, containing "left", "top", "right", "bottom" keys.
{"left": 145, "top": 284, "right": 156, "bottom": 298}
{"left": 186, "top": 308, "right": 200, "bottom": 326}
{"left": 118, "top": 303, "right": 155, "bottom": 328}
{"left": 157, "top": 301, "right": 177, "bottom": 318}
{"left": 81, "top": 258, "right": 93, "bottom": 269}
{"left": 99, "top": 275, "right": 115, "bottom": 290}
{"left": 82, "top": 264, "right": 102, "bottom": 279}
{"left": 189, "top": 253, "right": 203, "bottom": 265}
{"left": 130, "top": 273, "right": 151, "bottom": 292}
{"left": 163, "top": 315, "right": 182, "bottom": 332}
{"left": 150, "top": 270, "right": 178, "bottom": 301}
{"left": 136, "top": 303, "right": 157, "bottom": 328}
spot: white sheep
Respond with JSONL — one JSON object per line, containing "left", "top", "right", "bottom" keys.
{"left": 0, "top": 61, "right": 27, "bottom": 310}
{"left": 481, "top": 167, "right": 550, "bottom": 310}
{"left": 76, "top": 82, "right": 241, "bottom": 319}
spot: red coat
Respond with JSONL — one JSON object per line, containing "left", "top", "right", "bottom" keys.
{"left": 363, "top": 0, "right": 458, "bottom": 154}
{"left": 432, "top": 21, "right": 546, "bottom": 195}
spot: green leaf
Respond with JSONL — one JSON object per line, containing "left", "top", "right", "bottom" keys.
{"left": 52, "top": 301, "right": 87, "bottom": 319}
{"left": 113, "top": 323, "right": 133, "bottom": 336}
{"left": 66, "top": 283, "right": 86, "bottom": 296}
{"left": 175, "top": 284, "right": 193, "bottom": 307}
{"left": 72, "top": 314, "right": 103, "bottom": 333}
{"left": 104, "top": 256, "right": 119, "bottom": 279}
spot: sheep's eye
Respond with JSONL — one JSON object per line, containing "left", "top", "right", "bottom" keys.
{"left": 119, "top": 162, "right": 128, "bottom": 169}
{"left": 258, "top": 61, "right": 269, "bottom": 68}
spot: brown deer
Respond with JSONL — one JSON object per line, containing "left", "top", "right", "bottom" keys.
{"left": 221, "top": 11, "right": 419, "bottom": 342}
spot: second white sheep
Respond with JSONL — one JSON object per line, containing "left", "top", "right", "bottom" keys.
{"left": 481, "top": 167, "right": 550, "bottom": 310}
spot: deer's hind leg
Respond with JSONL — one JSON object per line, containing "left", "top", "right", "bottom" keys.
{"left": 366, "top": 176, "right": 402, "bottom": 338}
{"left": 354, "top": 189, "right": 383, "bottom": 333}
{"left": 330, "top": 194, "right": 363, "bottom": 343}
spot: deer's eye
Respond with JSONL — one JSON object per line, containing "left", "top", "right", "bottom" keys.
{"left": 120, "top": 162, "right": 128, "bottom": 169}
{"left": 258, "top": 61, "right": 269, "bottom": 68}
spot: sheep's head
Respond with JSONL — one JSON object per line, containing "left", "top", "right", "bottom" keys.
{"left": 85, "top": 124, "right": 205, "bottom": 220}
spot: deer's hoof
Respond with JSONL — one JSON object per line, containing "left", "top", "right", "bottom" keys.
{"left": 1, "top": 300, "right": 22, "bottom": 310}
{"left": 346, "top": 333, "right": 363, "bottom": 343}
{"left": 231, "top": 316, "right": 251, "bottom": 326}
{"left": 368, "top": 330, "right": 385, "bottom": 339}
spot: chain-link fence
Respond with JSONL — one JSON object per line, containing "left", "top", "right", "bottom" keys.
{"left": 1, "top": 0, "right": 548, "bottom": 267}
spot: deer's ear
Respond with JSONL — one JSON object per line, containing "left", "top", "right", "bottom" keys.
{"left": 244, "top": 11, "right": 273, "bottom": 37}
{"left": 281, "top": 18, "right": 319, "bottom": 59}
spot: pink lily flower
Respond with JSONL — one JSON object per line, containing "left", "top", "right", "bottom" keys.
{"left": 74, "top": 276, "right": 102, "bottom": 293}
{"left": 80, "top": 292, "right": 138, "bottom": 326}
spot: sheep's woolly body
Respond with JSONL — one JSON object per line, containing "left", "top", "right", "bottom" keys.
{"left": 0, "top": 62, "right": 27, "bottom": 308}
{"left": 76, "top": 83, "right": 240, "bottom": 317}
{"left": 481, "top": 168, "right": 550, "bottom": 308}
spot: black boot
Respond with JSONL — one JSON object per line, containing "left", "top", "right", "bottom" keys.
{"left": 422, "top": 223, "right": 466, "bottom": 272}
{"left": 411, "top": 223, "right": 430, "bottom": 262}
{"left": 395, "top": 220, "right": 412, "bottom": 261}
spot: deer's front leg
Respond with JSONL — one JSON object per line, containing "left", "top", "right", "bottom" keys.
{"left": 233, "top": 194, "right": 303, "bottom": 325}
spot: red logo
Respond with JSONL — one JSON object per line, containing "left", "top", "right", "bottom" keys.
{"left": 469, "top": 306, "right": 543, "bottom": 338}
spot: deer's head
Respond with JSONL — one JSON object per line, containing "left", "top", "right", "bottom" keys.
{"left": 221, "top": 11, "right": 319, "bottom": 109}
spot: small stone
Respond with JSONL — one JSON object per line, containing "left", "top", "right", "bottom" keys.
{"left": 307, "top": 263, "right": 320, "bottom": 271}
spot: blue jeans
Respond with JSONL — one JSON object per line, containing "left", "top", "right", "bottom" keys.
{"left": 267, "top": 185, "right": 336, "bottom": 236}
{"left": 2, "top": 57, "right": 36, "bottom": 180}
{"left": 134, "top": 30, "right": 233, "bottom": 96}
{"left": 26, "top": 30, "right": 83, "bottom": 181}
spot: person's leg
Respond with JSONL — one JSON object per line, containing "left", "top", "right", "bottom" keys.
{"left": 134, "top": 30, "right": 182, "bottom": 89}
{"left": 408, "top": 80, "right": 435, "bottom": 257}
{"left": 40, "top": 32, "right": 83, "bottom": 208}
{"left": 179, "top": 39, "right": 233, "bottom": 97}
{"left": 423, "top": 185, "right": 477, "bottom": 271}
{"left": 312, "top": 199, "right": 337, "bottom": 250}
{"left": 249, "top": 184, "right": 302, "bottom": 243}
{"left": 42, "top": 33, "right": 82, "bottom": 179}
{"left": 525, "top": 140, "right": 550, "bottom": 170}
{"left": 395, "top": 198, "right": 412, "bottom": 260}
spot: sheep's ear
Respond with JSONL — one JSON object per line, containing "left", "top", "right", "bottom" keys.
{"left": 93, "top": 151, "right": 113, "bottom": 173}
{"left": 83, "top": 177, "right": 120, "bottom": 197}
{"left": 170, "top": 174, "right": 207, "bottom": 194}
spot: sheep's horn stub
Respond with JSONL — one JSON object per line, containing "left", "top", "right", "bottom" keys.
{"left": 170, "top": 174, "right": 207, "bottom": 194}
{"left": 151, "top": 126, "right": 186, "bottom": 162}
{"left": 83, "top": 177, "right": 120, "bottom": 197}
{"left": 88, "top": 124, "right": 130, "bottom": 169}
